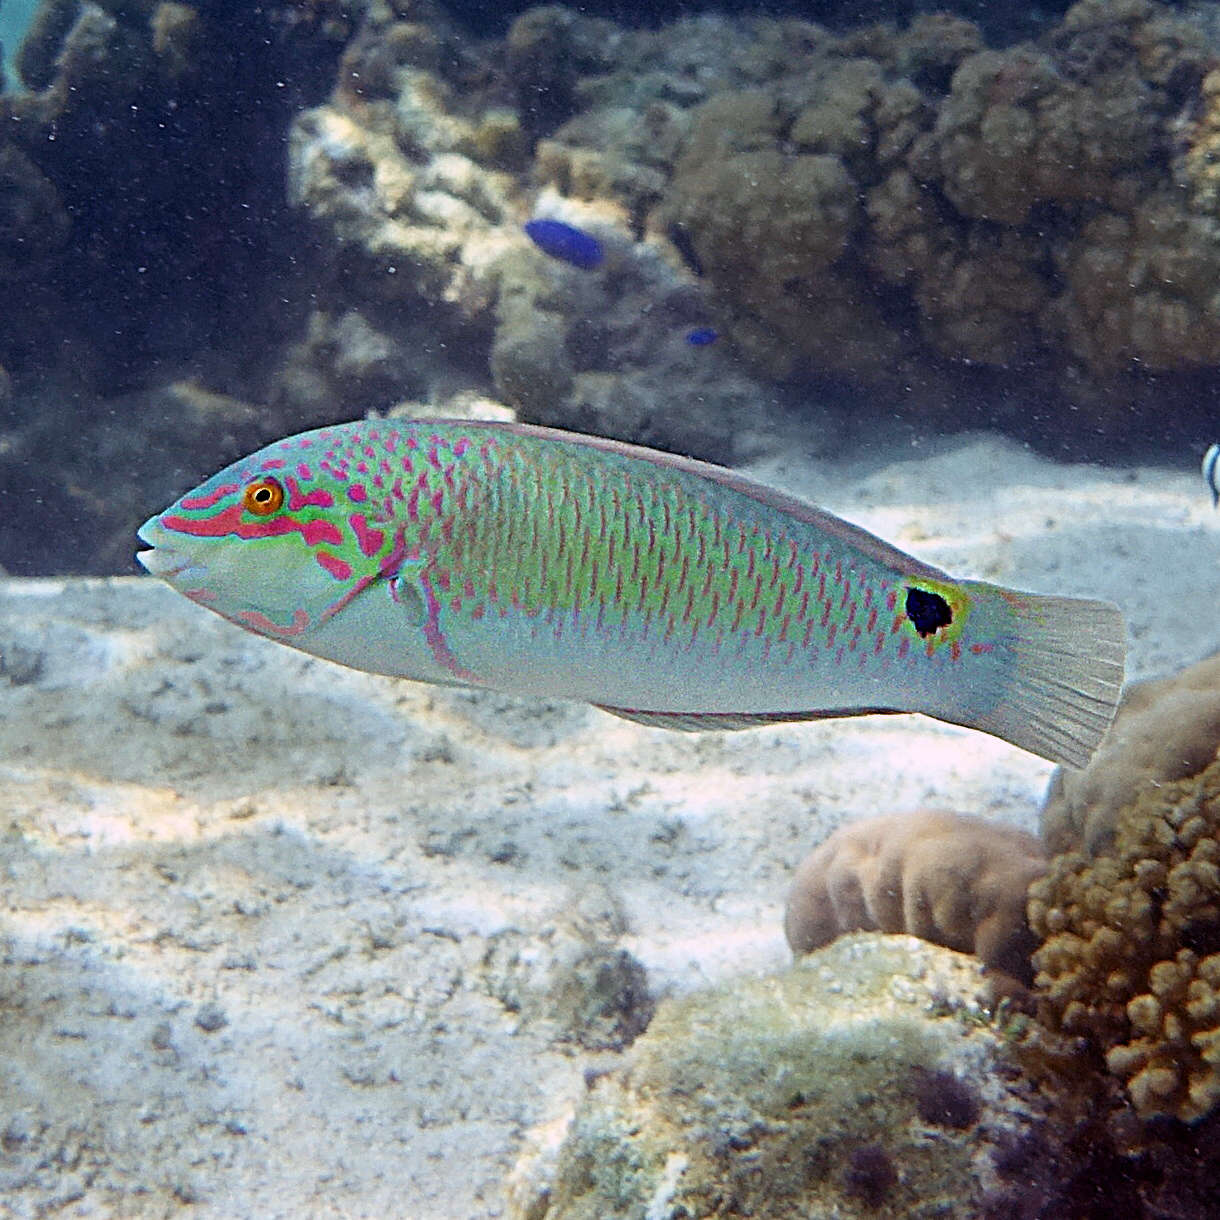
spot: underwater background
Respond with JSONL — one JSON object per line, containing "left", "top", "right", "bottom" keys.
{"left": 5, "top": 0, "right": 1220, "bottom": 1216}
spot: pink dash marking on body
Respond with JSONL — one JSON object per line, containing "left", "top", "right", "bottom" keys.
{"left": 347, "top": 483, "right": 368, "bottom": 504}
{"left": 284, "top": 476, "right": 334, "bottom": 511}
{"left": 866, "top": 607, "right": 878, "bottom": 633}
{"left": 180, "top": 482, "right": 240, "bottom": 510}
{"left": 406, "top": 435, "right": 419, "bottom": 450}
{"left": 886, "top": 590, "right": 898, "bottom": 611}
{"left": 798, "top": 591, "right": 810, "bottom": 621}
{"left": 427, "top": 442, "right": 442, "bottom": 470}
{"left": 951, "top": 640, "right": 962, "bottom": 662}
{"left": 803, "top": 619, "right": 816, "bottom": 649}
{"left": 792, "top": 565, "right": 804, "bottom": 597}
{"left": 297, "top": 462, "right": 312, "bottom": 480}
{"left": 827, "top": 623, "right": 838, "bottom": 648}
{"left": 349, "top": 513, "right": 386, "bottom": 557}
{"left": 238, "top": 607, "right": 310, "bottom": 637}
{"left": 316, "top": 551, "right": 353, "bottom": 581}
{"left": 356, "top": 461, "right": 369, "bottom": 475}
{"left": 407, "top": 485, "right": 421, "bottom": 522}
{"left": 755, "top": 609, "right": 767, "bottom": 638}
{"left": 835, "top": 645, "right": 845, "bottom": 666}
{"left": 772, "top": 590, "right": 784, "bottom": 617}
{"left": 874, "top": 636, "right": 885, "bottom": 656}
{"left": 891, "top": 615, "right": 904, "bottom": 634}
{"left": 970, "top": 642, "right": 995, "bottom": 655}
{"left": 401, "top": 455, "right": 415, "bottom": 475}
{"left": 453, "top": 436, "right": 471, "bottom": 457}
{"left": 259, "top": 458, "right": 288, "bottom": 471}
{"left": 430, "top": 489, "right": 444, "bottom": 514}
{"left": 778, "top": 613, "right": 790, "bottom": 643}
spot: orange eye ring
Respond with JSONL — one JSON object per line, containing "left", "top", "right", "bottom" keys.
{"left": 242, "top": 477, "right": 285, "bottom": 516}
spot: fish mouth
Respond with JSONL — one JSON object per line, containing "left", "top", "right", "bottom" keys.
{"left": 136, "top": 518, "right": 206, "bottom": 582}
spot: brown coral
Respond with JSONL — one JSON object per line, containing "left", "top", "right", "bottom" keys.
{"left": 1030, "top": 652, "right": 1220, "bottom": 1122}
{"left": 1030, "top": 758, "right": 1220, "bottom": 1121}
{"left": 1042, "top": 651, "right": 1220, "bottom": 857}
{"left": 784, "top": 810, "right": 1046, "bottom": 983}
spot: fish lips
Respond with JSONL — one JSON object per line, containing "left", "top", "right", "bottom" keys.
{"left": 136, "top": 517, "right": 207, "bottom": 583}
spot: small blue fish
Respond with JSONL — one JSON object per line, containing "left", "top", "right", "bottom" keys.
{"left": 1204, "top": 444, "right": 1220, "bottom": 507}
{"left": 686, "top": 327, "right": 718, "bottom": 347}
{"left": 524, "top": 219, "right": 604, "bottom": 270}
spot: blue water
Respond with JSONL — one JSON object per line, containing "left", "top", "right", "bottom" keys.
{"left": 0, "top": 0, "right": 39, "bottom": 89}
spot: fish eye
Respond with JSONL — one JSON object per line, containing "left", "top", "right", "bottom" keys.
{"left": 242, "top": 477, "right": 285, "bottom": 516}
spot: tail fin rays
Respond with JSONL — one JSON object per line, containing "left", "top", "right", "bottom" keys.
{"left": 964, "top": 586, "right": 1125, "bottom": 770}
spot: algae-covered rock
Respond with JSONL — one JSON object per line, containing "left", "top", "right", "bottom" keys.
{"left": 511, "top": 935, "right": 1045, "bottom": 1220}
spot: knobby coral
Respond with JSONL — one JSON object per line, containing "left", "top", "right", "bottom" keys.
{"left": 785, "top": 810, "right": 1046, "bottom": 983}
{"left": 1029, "top": 653, "right": 1220, "bottom": 1122}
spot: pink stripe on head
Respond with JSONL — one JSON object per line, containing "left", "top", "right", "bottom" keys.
{"left": 181, "top": 482, "right": 240, "bottom": 511}
{"left": 316, "top": 551, "right": 354, "bottom": 580}
{"left": 349, "top": 513, "right": 386, "bottom": 557}
{"left": 238, "top": 607, "right": 311, "bottom": 637}
{"left": 284, "top": 476, "right": 335, "bottom": 510}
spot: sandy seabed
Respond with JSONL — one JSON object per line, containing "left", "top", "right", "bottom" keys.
{"left": 1, "top": 430, "right": 1216, "bottom": 1218}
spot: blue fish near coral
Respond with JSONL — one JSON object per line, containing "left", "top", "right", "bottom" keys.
{"left": 524, "top": 218, "right": 604, "bottom": 270}
{"left": 686, "top": 327, "right": 719, "bottom": 347}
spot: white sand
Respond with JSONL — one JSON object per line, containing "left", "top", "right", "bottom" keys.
{"left": 0, "top": 431, "right": 1214, "bottom": 1217}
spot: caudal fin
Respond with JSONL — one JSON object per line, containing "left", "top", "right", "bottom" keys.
{"left": 964, "top": 584, "right": 1125, "bottom": 770}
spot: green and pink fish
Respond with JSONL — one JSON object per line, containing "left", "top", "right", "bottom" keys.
{"left": 137, "top": 419, "right": 1125, "bottom": 768}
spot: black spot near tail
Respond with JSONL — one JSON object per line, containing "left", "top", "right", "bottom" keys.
{"left": 905, "top": 587, "right": 952, "bottom": 638}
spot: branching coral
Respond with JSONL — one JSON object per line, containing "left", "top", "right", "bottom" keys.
{"left": 1030, "top": 651, "right": 1220, "bottom": 1123}
{"left": 785, "top": 810, "right": 1046, "bottom": 983}
{"left": 1030, "top": 759, "right": 1220, "bottom": 1121}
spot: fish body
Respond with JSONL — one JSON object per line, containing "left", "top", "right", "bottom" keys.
{"left": 138, "top": 420, "right": 1124, "bottom": 768}
{"left": 1204, "top": 443, "right": 1220, "bottom": 507}
{"left": 523, "top": 219, "right": 604, "bottom": 270}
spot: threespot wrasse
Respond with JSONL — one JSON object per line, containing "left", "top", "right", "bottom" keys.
{"left": 137, "top": 420, "right": 1125, "bottom": 769}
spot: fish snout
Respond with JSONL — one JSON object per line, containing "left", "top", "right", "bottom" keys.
{"left": 136, "top": 518, "right": 204, "bottom": 581}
